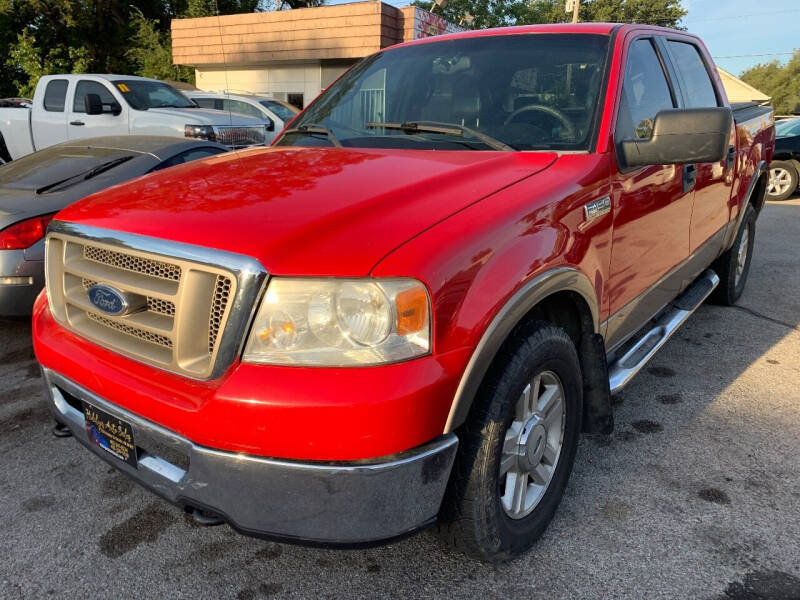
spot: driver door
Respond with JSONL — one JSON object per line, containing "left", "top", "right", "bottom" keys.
{"left": 67, "top": 79, "right": 128, "bottom": 141}
{"left": 605, "top": 36, "right": 693, "bottom": 349}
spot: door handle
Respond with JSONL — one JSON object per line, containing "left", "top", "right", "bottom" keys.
{"left": 726, "top": 146, "right": 736, "bottom": 170}
{"left": 682, "top": 163, "right": 697, "bottom": 194}
{"left": 69, "top": 120, "right": 84, "bottom": 126}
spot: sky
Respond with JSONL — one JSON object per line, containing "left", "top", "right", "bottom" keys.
{"left": 328, "top": 0, "right": 799, "bottom": 76}
{"left": 682, "top": 0, "right": 799, "bottom": 75}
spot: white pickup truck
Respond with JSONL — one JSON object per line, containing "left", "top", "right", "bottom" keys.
{"left": 0, "top": 74, "right": 268, "bottom": 162}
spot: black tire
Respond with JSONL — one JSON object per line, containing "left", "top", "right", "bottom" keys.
{"left": 710, "top": 203, "right": 756, "bottom": 306}
{"left": 766, "top": 161, "right": 798, "bottom": 201}
{"left": 437, "top": 321, "right": 583, "bottom": 562}
{"left": 0, "top": 133, "right": 11, "bottom": 164}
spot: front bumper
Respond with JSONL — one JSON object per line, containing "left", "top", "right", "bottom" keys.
{"left": 42, "top": 367, "right": 459, "bottom": 545}
{"left": 0, "top": 248, "right": 43, "bottom": 316}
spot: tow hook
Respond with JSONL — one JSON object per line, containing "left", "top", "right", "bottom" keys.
{"left": 190, "top": 507, "right": 225, "bottom": 526}
{"left": 52, "top": 421, "right": 72, "bottom": 438}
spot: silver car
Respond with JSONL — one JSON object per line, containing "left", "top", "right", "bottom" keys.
{"left": 0, "top": 136, "right": 227, "bottom": 315}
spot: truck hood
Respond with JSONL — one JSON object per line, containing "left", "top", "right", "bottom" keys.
{"left": 147, "top": 107, "right": 264, "bottom": 127}
{"left": 56, "top": 146, "right": 557, "bottom": 276}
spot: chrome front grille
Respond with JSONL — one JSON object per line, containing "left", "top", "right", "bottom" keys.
{"left": 45, "top": 223, "right": 267, "bottom": 380}
{"left": 214, "top": 125, "right": 267, "bottom": 148}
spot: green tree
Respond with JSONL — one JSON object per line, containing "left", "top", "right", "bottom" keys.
{"left": 127, "top": 7, "right": 195, "bottom": 83}
{"left": 740, "top": 51, "right": 800, "bottom": 115}
{"left": 430, "top": 0, "right": 686, "bottom": 31}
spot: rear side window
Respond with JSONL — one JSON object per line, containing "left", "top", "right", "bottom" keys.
{"left": 73, "top": 81, "right": 117, "bottom": 113}
{"left": 667, "top": 41, "right": 718, "bottom": 108}
{"left": 43, "top": 80, "right": 68, "bottom": 112}
{"left": 616, "top": 39, "right": 675, "bottom": 142}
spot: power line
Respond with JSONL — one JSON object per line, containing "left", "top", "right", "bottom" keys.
{"left": 712, "top": 52, "right": 795, "bottom": 59}
{"left": 684, "top": 8, "right": 800, "bottom": 23}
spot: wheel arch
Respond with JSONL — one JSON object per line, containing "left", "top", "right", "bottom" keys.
{"left": 443, "top": 267, "right": 606, "bottom": 434}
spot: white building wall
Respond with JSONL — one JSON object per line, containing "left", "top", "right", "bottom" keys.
{"left": 194, "top": 63, "right": 322, "bottom": 107}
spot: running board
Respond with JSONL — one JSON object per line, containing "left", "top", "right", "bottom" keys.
{"left": 608, "top": 269, "right": 719, "bottom": 394}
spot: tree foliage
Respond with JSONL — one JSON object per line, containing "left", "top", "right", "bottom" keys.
{"left": 0, "top": 0, "right": 318, "bottom": 98}
{"left": 740, "top": 51, "right": 800, "bottom": 115}
{"left": 127, "top": 7, "right": 195, "bottom": 84}
{"left": 429, "top": 0, "right": 686, "bottom": 32}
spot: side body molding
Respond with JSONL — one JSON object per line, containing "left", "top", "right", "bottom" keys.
{"left": 443, "top": 267, "right": 600, "bottom": 433}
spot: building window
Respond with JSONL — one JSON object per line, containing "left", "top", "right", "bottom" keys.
{"left": 287, "top": 93, "right": 304, "bottom": 110}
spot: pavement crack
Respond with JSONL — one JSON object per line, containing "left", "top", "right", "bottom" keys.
{"left": 730, "top": 305, "right": 799, "bottom": 332}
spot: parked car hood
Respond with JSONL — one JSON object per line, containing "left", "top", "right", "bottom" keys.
{"left": 147, "top": 107, "right": 265, "bottom": 127}
{"left": 56, "top": 146, "right": 557, "bottom": 276}
{"left": 0, "top": 175, "right": 143, "bottom": 229}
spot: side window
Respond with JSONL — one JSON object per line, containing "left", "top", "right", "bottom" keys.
{"left": 616, "top": 39, "right": 675, "bottom": 142}
{"left": 150, "top": 147, "right": 225, "bottom": 172}
{"left": 43, "top": 79, "right": 68, "bottom": 112}
{"left": 227, "top": 100, "right": 264, "bottom": 120}
{"left": 73, "top": 81, "right": 117, "bottom": 113}
{"left": 667, "top": 41, "right": 718, "bottom": 108}
{"left": 193, "top": 98, "right": 216, "bottom": 109}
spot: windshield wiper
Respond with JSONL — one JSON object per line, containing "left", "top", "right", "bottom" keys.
{"left": 365, "top": 120, "right": 515, "bottom": 151}
{"left": 36, "top": 156, "right": 134, "bottom": 195}
{"left": 281, "top": 123, "right": 342, "bottom": 147}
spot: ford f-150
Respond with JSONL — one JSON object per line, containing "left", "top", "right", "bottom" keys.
{"left": 33, "top": 23, "right": 774, "bottom": 561}
{"left": 0, "top": 75, "right": 267, "bottom": 162}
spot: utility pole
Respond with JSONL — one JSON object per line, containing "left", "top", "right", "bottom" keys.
{"left": 571, "top": 0, "right": 580, "bottom": 23}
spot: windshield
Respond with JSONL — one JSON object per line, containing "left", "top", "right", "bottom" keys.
{"left": 115, "top": 80, "right": 196, "bottom": 110}
{"left": 260, "top": 100, "right": 298, "bottom": 122}
{"left": 776, "top": 118, "right": 800, "bottom": 138}
{"left": 276, "top": 34, "right": 609, "bottom": 151}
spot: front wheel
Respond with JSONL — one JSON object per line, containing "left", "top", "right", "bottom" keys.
{"left": 437, "top": 321, "right": 582, "bottom": 562}
{"left": 766, "top": 161, "right": 798, "bottom": 201}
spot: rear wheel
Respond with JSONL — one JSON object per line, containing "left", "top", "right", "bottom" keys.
{"left": 766, "top": 161, "right": 798, "bottom": 201}
{"left": 0, "top": 133, "right": 11, "bottom": 164}
{"left": 437, "top": 321, "right": 582, "bottom": 562}
{"left": 711, "top": 203, "right": 756, "bottom": 305}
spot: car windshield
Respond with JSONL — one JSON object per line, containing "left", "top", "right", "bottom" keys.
{"left": 114, "top": 80, "right": 196, "bottom": 110}
{"left": 776, "top": 118, "right": 800, "bottom": 137}
{"left": 275, "top": 33, "right": 609, "bottom": 151}
{"left": 259, "top": 100, "right": 298, "bottom": 122}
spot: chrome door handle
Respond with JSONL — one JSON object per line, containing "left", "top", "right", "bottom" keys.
{"left": 69, "top": 120, "right": 84, "bottom": 126}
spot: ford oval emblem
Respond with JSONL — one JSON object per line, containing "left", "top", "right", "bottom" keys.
{"left": 87, "top": 284, "right": 129, "bottom": 316}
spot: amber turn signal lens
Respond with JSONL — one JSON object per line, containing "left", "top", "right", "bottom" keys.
{"left": 395, "top": 286, "right": 429, "bottom": 336}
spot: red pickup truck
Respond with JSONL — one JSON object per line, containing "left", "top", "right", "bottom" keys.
{"left": 33, "top": 23, "right": 774, "bottom": 561}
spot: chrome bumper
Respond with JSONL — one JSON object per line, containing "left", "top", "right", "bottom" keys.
{"left": 41, "top": 368, "right": 458, "bottom": 545}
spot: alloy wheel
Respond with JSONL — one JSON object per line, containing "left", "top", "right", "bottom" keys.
{"left": 499, "top": 370, "right": 566, "bottom": 519}
{"left": 768, "top": 167, "right": 793, "bottom": 197}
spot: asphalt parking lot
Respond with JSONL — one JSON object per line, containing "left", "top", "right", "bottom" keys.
{"left": 1, "top": 199, "right": 799, "bottom": 600}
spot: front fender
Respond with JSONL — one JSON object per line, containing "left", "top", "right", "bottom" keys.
{"left": 371, "top": 153, "right": 612, "bottom": 434}
{"left": 443, "top": 266, "right": 599, "bottom": 432}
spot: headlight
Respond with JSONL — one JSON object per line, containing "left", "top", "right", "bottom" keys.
{"left": 243, "top": 278, "right": 430, "bottom": 366}
{"left": 185, "top": 124, "right": 216, "bottom": 141}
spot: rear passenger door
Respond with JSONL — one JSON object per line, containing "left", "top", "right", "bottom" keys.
{"left": 606, "top": 36, "right": 693, "bottom": 350}
{"left": 663, "top": 38, "right": 733, "bottom": 253}
{"left": 31, "top": 78, "right": 70, "bottom": 150}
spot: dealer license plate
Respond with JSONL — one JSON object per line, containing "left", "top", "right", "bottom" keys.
{"left": 82, "top": 402, "right": 138, "bottom": 468}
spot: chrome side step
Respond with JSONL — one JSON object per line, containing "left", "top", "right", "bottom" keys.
{"left": 608, "top": 269, "right": 719, "bottom": 394}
